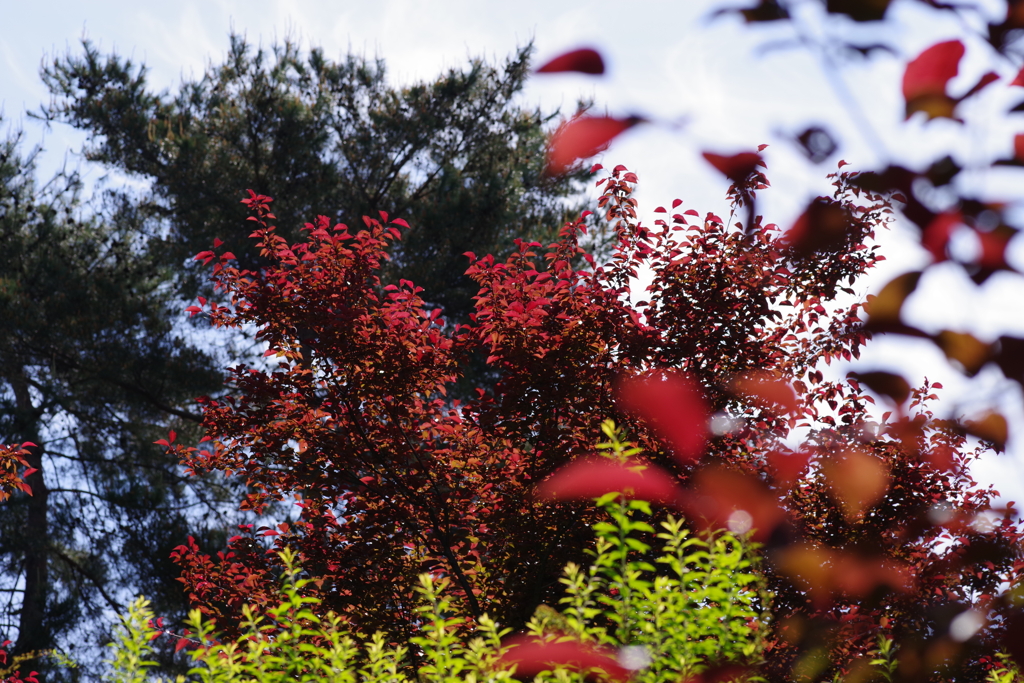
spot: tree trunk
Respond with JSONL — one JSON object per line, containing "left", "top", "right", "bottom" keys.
{"left": 6, "top": 366, "right": 49, "bottom": 657}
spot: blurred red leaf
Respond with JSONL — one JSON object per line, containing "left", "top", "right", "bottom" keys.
{"left": 730, "top": 372, "right": 800, "bottom": 417}
{"left": 767, "top": 449, "right": 812, "bottom": 487}
{"left": 994, "top": 336, "right": 1024, "bottom": 384}
{"left": 1014, "top": 134, "right": 1024, "bottom": 161}
{"left": 961, "top": 71, "right": 999, "bottom": 100}
{"left": 864, "top": 271, "right": 923, "bottom": 332}
{"left": 547, "top": 116, "right": 643, "bottom": 175}
{"left": 848, "top": 370, "right": 912, "bottom": 406}
{"left": 774, "top": 544, "right": 911, "bottom": 607}
{"left": 702, "top": 151, "right": 765, "bottom": 183}
{"left": 783, "top": 198, "right": 855, "bottom": 256}
{"left": 718, "top": 0, "right": 789, "bottom": 22}
{"left": 534, "top": 457, "right": 684, "bottom": 506}
{"left": 536, "top": 48, "right": 605, "bottom": 75}
{"left": 924, "top": 442, "right": 957, "bottom": 471}
{"left": 966, "top": 72, "right": 999, "bottom": 97}
{"left": 902, "top": 40, "right": 964, "bottom": 120}
{"left": 690, "top": 466, "right": 786, "bottom": 542}
{"left": 921, "top": 212, "right": 962, "bottom": 262}
{"left": 499, "top": 635, "right": 631, "bottom": 681}
{"left": 963, "top": 411, "right": 1008, "bottom": 452}
{"left": 885, "top": 415, "right": 927, "bottom": 454}
{"left": 826, "top": 0, "right": 892, "bottom": 21}
{"left": 975, "top": 226, "right": 1015, "bottom": 270}
{"left": 934, "top": 330, "right": 991, "bottom": 376}
{"left": 822, "top": 449, "right": 890, "bottom": 521}
{"left": 616, "top": 371, "right": 709, "bottom": 465}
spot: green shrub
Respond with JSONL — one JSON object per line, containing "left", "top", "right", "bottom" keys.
{"left": 104, "top": 484, "right": 768, "bottom": 682}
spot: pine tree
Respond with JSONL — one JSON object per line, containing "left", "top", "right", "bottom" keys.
{"left": 40, "top": 35, "right": 587, "bottom": 320}
{"left": 0, "top": 125, "right": 225, "bottom": 678}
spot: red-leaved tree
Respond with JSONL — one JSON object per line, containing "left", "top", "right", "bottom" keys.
{"left": 164, "top": 153, "right": 1024, "bottom": 681}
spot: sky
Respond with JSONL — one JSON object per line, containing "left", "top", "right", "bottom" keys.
{"left": 5, "top": 0, "right": 1024, "bottom": 501}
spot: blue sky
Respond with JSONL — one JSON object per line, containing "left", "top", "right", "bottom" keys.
{"left": 5, "top": 0, "right": 1024, "bottom": 500}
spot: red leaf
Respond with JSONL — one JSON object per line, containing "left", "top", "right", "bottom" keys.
{"left": 902, "top": 40, "right": 964, "bottom": 120}
{"left": 775, "top": 543, "right": 911, "bottom": 606}
{"left": 535, "top": 48, "right": 605, "bottom": 75}
{"left": 730, "top": 372, "right": 799, "bottom": 417}
{"left": 1014, "top": 134, "right": 1024, "bottom": 161}
{"left": 168, "top": 430, "right": 177, "bottom": 444}
{"left": 616, "top": 370, "right": 709, "bottom": 465}
{"left": 767, "top": 449, "right": 812, "bottom": 487}
{"left": 702, "top": 151, "right": 765, "bottom": 182}
{"left": 1013, "top": 66, "right": 1024, "bottom": 87}
{"left": 921, "top": 212, "right": 962, "bottom": 262}
{"left": 903, "top": 40, "right": 963, "bottom": 100}
{"left": 534, "top": 457, "right": 684, "bottom": 505}
{"left": 175, "top": 637, "right": 189, "bottom": 653}
{"left": 864, "top": 271, "right": 923, "bottom": 332}
{"left": 963, "top": 411, "right": 1008, "bottom": 451}
{"left": 925, "top": 443, "right": 957, "bottom": 471}
{"left": 783, "top": 198, "right": 855, "bottom": 256}
{"left": 220, "top": 252, "right": 237, "bottom": 261}
{"left": 690, "top": 466, "right": 786, "bottom": 542}
{"left": 848, "top": 371, "right": 912, "bottom": 405}
{"left": 961, "top": 71, "right": 999, "bottom": 100}
{"left": 974, "top": 226, "right": 1014, "bottom": 270}
{"left": 391, "top": 218, "right": 410, "bottom": 228}
{"left": 212, "top": 238, "right": 223, "bottom": 248}
{"left": 499, "top": 635, "right": 631, "bottom": 681}
{"left": 822, "top": 449, "right": 890, "bottom": 521}
{"left": 672, "top": 198, "right": 683, "bottom": 208}
{"left": 547, "top": 116, "right": 643, "bottom": 175}
{"left": 934, "top": 330, "right": 991, "bottom": 376}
